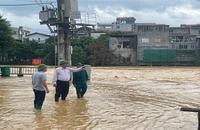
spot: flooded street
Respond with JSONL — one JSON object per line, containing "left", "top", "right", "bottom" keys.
{"left": 1, "top": 66, "right": 200, "bottom": 130}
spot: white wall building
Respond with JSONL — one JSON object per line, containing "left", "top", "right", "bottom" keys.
{"left": 26, "top": 32, "right": 51, "bottom": 44}
{"left": 11, "top": 26, "right": 31, "bottom": 41}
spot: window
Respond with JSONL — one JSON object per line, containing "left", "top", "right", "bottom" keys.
{"left": 38, "top": 38, "right": 40, "bottom": 42}
{"left": 141, "top": 38, "right": 149, "bottom": 43}
{"left": 127, "top": 58, "right": 130, "bottom": 61}
{"left": 183, "top": 45, "right": 188, "bottom": 49}
{"left": 179, "top": 45, "right": 183, "bottom": 49}
{"left": 179, "top": 45, "right": 188, "bottom": 49}
{"left": 190, "top": 44, "right": 195, "bottom": 49}
{"left": 123, "top": 41, "right": 130, "bottom": 48}
{"left": 154, "top": 38, "right": 166, "bottom": 43}
{"left": 13, "top": 31, "right": 16, "bottom": 35}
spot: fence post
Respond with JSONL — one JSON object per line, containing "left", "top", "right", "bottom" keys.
{"left": 181, "top": 107, "right": 200, "bottom": 130}
{"left": 17, "top": 67, "right": 24, "bottom": 77}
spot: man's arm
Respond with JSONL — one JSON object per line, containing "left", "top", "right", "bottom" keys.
{"left": 52, "top": 69, "right": 57, "bottom": 87}
{"left": 42, "top": 80, "right": 49, "bottom": 93}
{"left": 72, "top": 72, "right": 77, "bottom": 87}
{"left": 70, "top": 66, "right": 85, "bottom": 72}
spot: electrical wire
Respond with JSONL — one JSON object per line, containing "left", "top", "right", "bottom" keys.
{"left": 0, "top": 3, "right": 38, "bottom": 6}
{"left": 40, "top": 0, "right": 45, "bottom": 7}
{"left": 35, "top": 0, "right": 42, "bottom": 7}
{"left": 0, "top": 2, "right": 56, "bottom": 6}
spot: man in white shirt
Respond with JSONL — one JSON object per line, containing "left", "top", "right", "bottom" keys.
{"left": 52, "top": 60, "right": 84, "bottom": 102}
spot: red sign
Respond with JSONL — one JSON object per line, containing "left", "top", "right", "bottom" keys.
{"left": 32, "top": 59, "right": 41, "bottom": 65}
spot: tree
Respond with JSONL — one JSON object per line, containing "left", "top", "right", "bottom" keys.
{"left": 0, "top": 15, "right": 14, "bottom": 60}
{"left": 96, "top": 34, "right": 110, "bottom": 49}
{"left": 7, "top": 41, "right": 33, "bottom": 64}
{"left": 72, "top": 45, "right": 87, "bottom": 65}
{"left": 41, "top": 37, "right": 55, "bottom": 65}
{"left": 71, "top": 36, "right": 95, "bottom": 64}
{"left": 88, "top": 42, "right": 113, "bottom": 66}
{"left": 71, "top": 36, "right": 95, "bottom": 49}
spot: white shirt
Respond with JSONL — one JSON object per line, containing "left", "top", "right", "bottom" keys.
{"left": 52, "top": 66, "right": 83, "bottom": 85}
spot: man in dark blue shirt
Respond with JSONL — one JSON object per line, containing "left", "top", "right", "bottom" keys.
{"left": 72, "top": 62, "right": 89, "bottom": 98}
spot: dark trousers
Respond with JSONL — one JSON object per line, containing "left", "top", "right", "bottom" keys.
{"left": 76, "top": 85, "right": 87, "bottom": 98}
{"left": 33, "top": 89, "right": 46, "bottom": 110}
{"left": 55, "top": 80, "right": 69, "bottom": 101}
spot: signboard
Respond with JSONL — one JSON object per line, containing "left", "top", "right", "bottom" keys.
{"left": 32, "top": 59, "right": 41, "bottom": 65}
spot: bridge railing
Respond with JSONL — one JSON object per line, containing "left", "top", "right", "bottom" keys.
{"left": 0, "top": 66, "right": 37, "bottom": 76}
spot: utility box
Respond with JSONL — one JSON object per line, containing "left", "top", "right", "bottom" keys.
{"left": 64, "top": 0, "right": 78, "bottom": 17}
{"left": 39, "top": 9, "right": 57, "bottom": 22}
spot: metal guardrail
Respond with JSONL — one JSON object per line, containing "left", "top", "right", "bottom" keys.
{"left": 0, "top": 67, "right": 37, "bottom": 76}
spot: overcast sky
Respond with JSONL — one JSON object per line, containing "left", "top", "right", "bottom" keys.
{"left": 1, "top": 0, "right": 200, "bottom": 34}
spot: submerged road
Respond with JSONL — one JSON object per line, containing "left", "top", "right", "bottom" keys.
{"left": 1, "top": 66, "right": 200, "bottom": 130}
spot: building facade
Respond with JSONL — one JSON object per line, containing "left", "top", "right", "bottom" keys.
{"left": 109, "top": 34, "right": 137, "bottom": 65}
{"left": 169, "top": 27, "right": 196, "bottom": 65}
{"left": 135, "top": 23, "right": 170, "bottom": 65}
{"left": 11, "top": 26, "right": 31, "bottom": 42}
{"left": 26, "top": 32, "right": 51, "bottom": 44}
{"left": 97, "top": 17, "right": 135, "bottom": 33}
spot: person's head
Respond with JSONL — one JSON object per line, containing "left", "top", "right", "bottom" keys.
{"left": 59, "top": 60, "right": 69, "bottom": 68}
{"left": 38, "top": 64, "right": 47, "bottom": 72}
{"left": 75, "top": 62, "right": 83, "bottom": 68}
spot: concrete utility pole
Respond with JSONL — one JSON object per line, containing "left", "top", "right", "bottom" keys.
{"left": 39, "top": 0, "right": 95, "bottom": 66}
{"left": 39, "top": 0, "right": 78, "bottom": 66}
{"left": 56, "top": 0, "right": 71, "bottom": 65}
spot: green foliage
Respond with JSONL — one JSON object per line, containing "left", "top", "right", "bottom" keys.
{"left": 72, "top": 46, "right": 87, "bottom": 65}
{"left": 6, "top": 41, "right": 34, "bottom": 64}
{"left": 71, "top": 36, "right": 95, "bottom": 49}
{"left": 0, "top": 15, "right": 14, "bottom": 56}
{"left": 71, "top": 36, "right": 95, "bottom": 64}
{"left": 96, "top": 34, "right": 110, "bottom": 49}
{"left": 3, "top": 36, "right": 55, "bottom": 65}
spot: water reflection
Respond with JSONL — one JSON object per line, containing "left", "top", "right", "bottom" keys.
{"left": 49, "top": 98, "right": 89, "bottom": 130}
{"left": 34, "top": 111, "right": 51, "bottom": 130}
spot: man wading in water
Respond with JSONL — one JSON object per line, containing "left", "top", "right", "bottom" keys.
{"left": 52, "top": 60, "right": 85, "bottom": 102}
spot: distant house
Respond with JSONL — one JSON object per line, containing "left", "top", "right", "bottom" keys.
{"left": 11, "top": 26, "right": 31, "bottom": 42}
{"left": 26, "top": 32, "right": 51, "bottom": 44}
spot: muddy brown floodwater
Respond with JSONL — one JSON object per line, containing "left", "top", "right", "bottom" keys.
{"left": 1, "top": 66, "right": 200, "bottom": 130}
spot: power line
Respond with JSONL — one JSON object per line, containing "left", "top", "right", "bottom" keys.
{"left": 0, "top": 2, "right": 56, "bottom": 6}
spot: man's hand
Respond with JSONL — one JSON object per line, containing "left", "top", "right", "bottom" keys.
{"left": 46, "top": 89, "right": 50, "bottom": 93}
{"left": 53, "top": 84, "right": 57, "bottom": 87}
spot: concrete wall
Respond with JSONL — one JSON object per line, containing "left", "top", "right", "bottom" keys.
{"left": 170, "top": 27, "right": 190, "bottom": 34}
{"left": 136, "top": 25, "right": 169, "bottom": 62}
{"left": 109, "top": 36, "right": 137, "bottom": 65}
